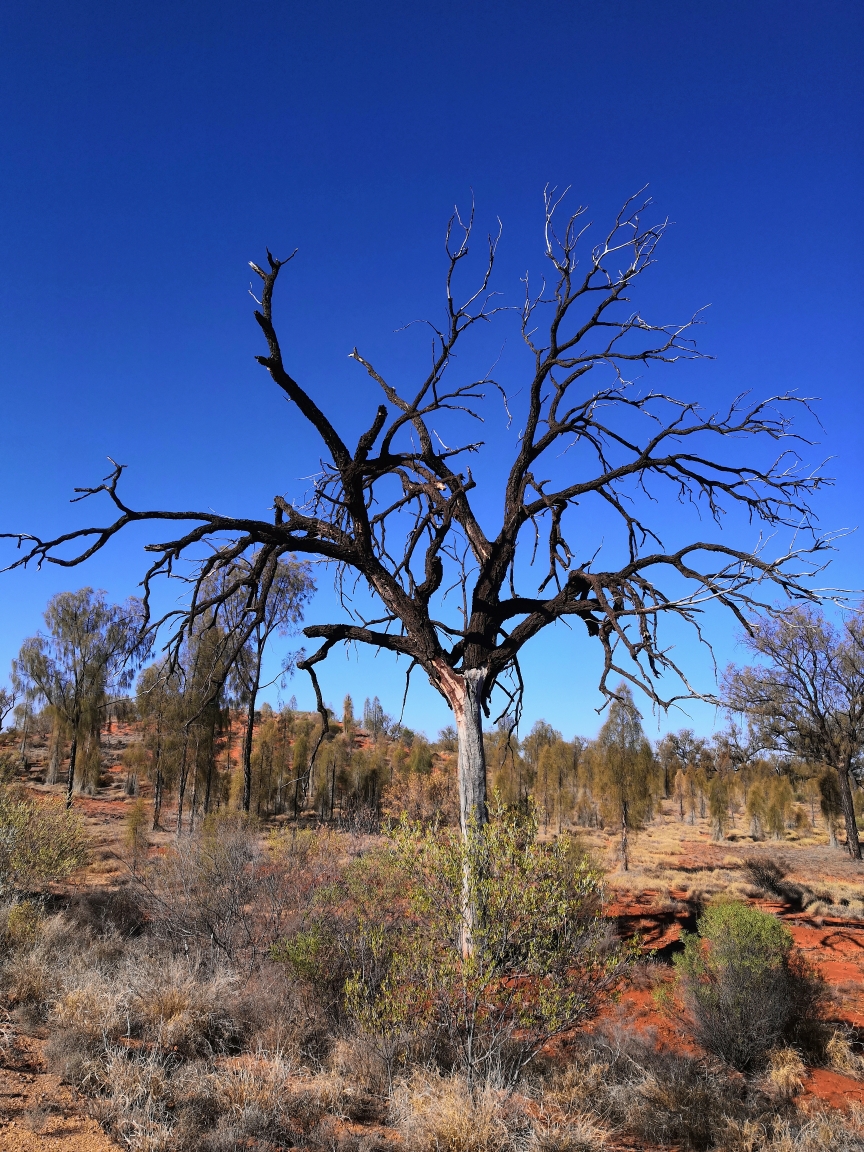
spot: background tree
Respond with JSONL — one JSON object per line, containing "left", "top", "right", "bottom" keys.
{"left": 363, "top": 696, "right": 390, "bottom": 742}
{"left": 342, "top": 694, "right": 355, "bottom": 742}
{"left": 222, "top": 554, "right": 314, "bottom": 812}
{"left": 591, "top": 684, "right": 655, "bottom": 870}
{"left": 136, "top": 659, "right": 195, "bottom": 828}
{"left": 0, "top": 684, "right": 17, "bottom": 731}
{"left": 4, "top": 192, "right": 832, "bottom": 939}
{"left": 657, "top": 729, "right": 707, "bottom": 800}
{"left": 13, "top": 589, "right": 144, "bottom": 806}
{"left": 723, "top": 606, "right": 864, "bottom": 859}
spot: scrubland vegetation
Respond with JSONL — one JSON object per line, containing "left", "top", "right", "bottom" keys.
{"left": 3, "top": 631, "right": 864, "bottom": 1149}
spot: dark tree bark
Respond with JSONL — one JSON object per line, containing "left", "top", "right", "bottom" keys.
{"left": 65, "top": 733, "right": 78, "bottom": 809}
{"left": 836, "top": 760, "right": 861, "bottom": 859}
{"left": 152, "top": 711, "right": 164, "bottom": 830}
{"left": 241, "top": 657, "right": 260, "bottom": 814}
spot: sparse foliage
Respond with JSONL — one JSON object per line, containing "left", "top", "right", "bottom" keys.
{"left": 0, "top": 785, "right": 88, "bottom": 893}
{"left": 591, "top": 685, "right": 655, "bottom": 870}
{"left": 13, "top": 589, "right": 145, "bottom": 805}
{"left": 723, "top": 606, "right": 864, "bottom": 858}
{"left": 346, "top": 803, "right": 633, "bottom": 1088}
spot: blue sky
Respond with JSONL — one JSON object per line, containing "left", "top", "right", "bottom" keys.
{"left": 0, "top": 1, "right": 861, "bottom": 741}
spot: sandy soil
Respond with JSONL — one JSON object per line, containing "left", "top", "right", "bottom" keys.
{"left": 0, "top": 1020, "right": 119, "bottom": 1151}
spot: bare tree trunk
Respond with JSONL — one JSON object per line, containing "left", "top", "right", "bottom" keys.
{"left": 189, "top": 737, "right": 200, "bottom": 834}
{"left": 621, "top": 798, "right": 630, "bottom": 872}
{"left": 46, "top": 718, "right": 61, "bottom": 785}
{"left": 176, "top": 728, "right": 190, "bottom": 838}
{"left": 204, "top": 725, "right": 216, "bottom": 816}
{"left": 836, "top": 763, "right": 861, "bottom": 860}
{"left": 152, "top": 712, "right": 164, "bottom": 830}
{"left": 19, "top": 704, "right": 30, "bottom": 767}
{"left": 65, "top": 733, "right": 78, "bottom": 809}
{"left": 446, "top": 667, "right": 489, "bottom": 959}
{"left": 453, "top": 669, "right": 488, "bottom": 835}
{"left": 242, "top": 664, "right": 260, "bottom": 814}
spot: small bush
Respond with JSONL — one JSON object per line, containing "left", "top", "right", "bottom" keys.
{"left": 1, "top": 899, "right": 45, "bottom": 948}
{"left": 674, "top": 902, "right": 824, "bottom": 1073}
{"left": 0, "top": 786, "right": 88, "bottom": 893}
{"left": 344, "top": 804, "right": 634, "bottom": 1088}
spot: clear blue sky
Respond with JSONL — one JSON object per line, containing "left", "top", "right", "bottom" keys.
{"left": 0, "top": 1, "right": 861, "bottom": 741}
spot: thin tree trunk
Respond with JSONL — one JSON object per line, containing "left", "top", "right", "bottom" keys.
{"left": 19, "top": 704, "right": 30, "bottom": 766}
{"left": 65, "top": 733, "right": 78, "bottom": 809}
{"left": 242, "top": 668, "right": 260, "bottom": 814}
{"left": 449, "top": 667, "right": 488, "bottom": 959}
{"left": 562, "top": 755, "right": 569, "bottom": 829}
{"left": 621, "top": 798, "right": 629, "bottom": 872}
{"left": 46, "top": 718, "right": 61, "bottom": 785}
{"left": 204, "top": 725, "right": 215, "bottom": 816}
{"left": 836, "top": 763, "right": 862, "bottom": 860}
{"left": 176, "top": 727, "right": 190, "bottom": 838}
{"left": 189, "top": 737, "right": 200, "bottom": 834}
{"left": 152, "top": 712, "right": 164, "bottom": 830}
{"left": 453, "top": 669, "right": 488, "bottom": 834}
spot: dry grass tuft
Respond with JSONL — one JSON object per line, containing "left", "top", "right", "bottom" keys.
{"left": 765, "top": 1047, "right": 806, "bottom": 1098}
{"left": 392, "top": 1070, "right": 518, "bottom": 1152}
{"left": 825, "top": 1029, "right": 864, "bottom": 1077}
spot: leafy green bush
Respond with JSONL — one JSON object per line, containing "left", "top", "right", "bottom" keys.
{"left": 674, "top": 901, "right": 823, "bottom": 1072}
{"left": 0, "top": 785, "right": 88, "bottom": 894}
{"left": 345, "top": 802, "right": 634, "bottom": 1088}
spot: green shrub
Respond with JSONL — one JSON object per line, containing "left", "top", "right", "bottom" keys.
{"left": 674, "top": 901, "right": 822, "bottom": 1072}
{"left": 0, "top": 785, "right": 88, "bottom": 894}
{"left": 345, "top": 802, "right": 634, "bottom": 1088}
{"left": 2, "top": 899, "right": 44, "bottom": 948}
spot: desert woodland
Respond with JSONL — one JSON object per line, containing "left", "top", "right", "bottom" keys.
{"left": 2, "top": 195, "right": 864, "bottom": 1151}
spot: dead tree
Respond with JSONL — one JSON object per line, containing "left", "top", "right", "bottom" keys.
{"left": 3, "top": 189, "right": 831, "bottom": 859}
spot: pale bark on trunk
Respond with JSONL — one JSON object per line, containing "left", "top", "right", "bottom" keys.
{"left": 176, "top": 728, "right": 190, "bottom": 838}
{"left": 453, "top": 668, "right": 489, "bottom": 835}
{"left": 19, "top": 705, "right": 30, "bottom": 767}
{"left": 437, "top": 664, "right": 489, "bottom": 958}
{"left": 836, "top": 762, "right": 861, "bottom": 860}
{"left": 46, "top": 719, "right": 61, "bottom": 785}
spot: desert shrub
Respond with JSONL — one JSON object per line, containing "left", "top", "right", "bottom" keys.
{"left": 674, "top": 901, "right": 824, "bottom": 1072}
{"left": 124, "top": 797, "right": 149, "bottom": 870}
{"left": 145, "top": 811, "right": 271, "bottom": 965}
{"left": 344, "top": 803, "right": 633, "bottom": 1089}
{"left": 146, "top": 814, "right": 332, "bottom": 970}
{"left": 1, "top": 898, "right": 45, "bottom": 948}
{"left": 1, "top": 910, "right": 80, "bottom": 1009}
{"left": 0, "top": 785, "right": 88, "bottom": 893}
{"left": 128, "top": 957, "right": 241, "bottom": 1055}
{"left": 83, "top": 1046, "right": 348, "bottom": 1152}
{"left": 0, "top": 750, "right": 18, "bottom": 782}
{"left": 44, "top": 1026, "right": 105, "bottom": 1088}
